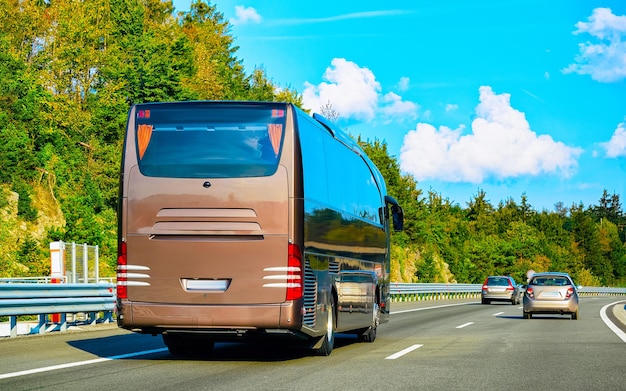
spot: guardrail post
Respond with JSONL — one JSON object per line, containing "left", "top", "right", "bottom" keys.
{"left": 37, "top": 314, "right": 46, "bottom": 335}
{"left": 10, "top": 315, "right": 17, "bottom": 338}
{"left": 88, "top": 311, "right": 96, "bottom": 326}
{"left": 60, "top": 313, "right": 67, "bottom": 332}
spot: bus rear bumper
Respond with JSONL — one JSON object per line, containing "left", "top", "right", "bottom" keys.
{"left": 117, "top": 299, "right": 304, "bottom": 335}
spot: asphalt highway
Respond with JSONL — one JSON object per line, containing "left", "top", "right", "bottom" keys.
{"left": 1, "top": 297, "right": 624, "bottom": 391}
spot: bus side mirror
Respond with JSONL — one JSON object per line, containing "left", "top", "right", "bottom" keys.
{"left": 391, "top": 204, "right": 404, "bottom": 232}
{"left": 384, "top": 195, "right": 404, "bottom": 232}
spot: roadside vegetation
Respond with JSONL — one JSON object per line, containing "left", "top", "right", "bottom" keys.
{"left": 0, "top": 0, "right": 624, "bottom": 287}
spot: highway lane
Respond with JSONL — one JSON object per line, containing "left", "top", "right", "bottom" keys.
{"left": 0, "top": 297, "right": 624, "bottom": 390}
{"left": 383, "top": 298, "right": 626, "bottom": 390}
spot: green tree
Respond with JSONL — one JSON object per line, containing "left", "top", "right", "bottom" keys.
{"left": 569, "top": 203, "right": 609, "bottom": 283}
{"left": 180, "top": 0, "right": 247, "bottom": 100}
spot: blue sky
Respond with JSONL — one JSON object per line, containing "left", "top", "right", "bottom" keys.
{"left": 173, "top": 0, "right": 626, "bottom": 211}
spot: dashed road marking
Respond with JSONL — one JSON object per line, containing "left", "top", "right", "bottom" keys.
{"left": 385, "top": 344, "right": 424, "bottom": 359}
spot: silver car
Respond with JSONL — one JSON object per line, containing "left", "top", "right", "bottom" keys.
{"left": 523, "top": 272, "right": 579, "bottom": 320}
{"left": 481, "top": 276, "right": 522, "bottom": 305}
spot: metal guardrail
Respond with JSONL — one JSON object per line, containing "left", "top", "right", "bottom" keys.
{"left": 0, "top": 283, "right": 116, "bottom": 338}
{"left": 576, "top": 286, "right": 626, "bottom": 295}
{"left": 389, "top": 283, "right": 626, "bottom": 302}
{"left": 0, "top": 277, "right": 69, "bottom": 284}
{"left": 0, "top": 277, "right": 115, "bottom": 284}
{"left": 390, "top": 283, "right": 483, "bottom": 301}
{"left": 1, "top": 282, "right": 624, "bottom": 338}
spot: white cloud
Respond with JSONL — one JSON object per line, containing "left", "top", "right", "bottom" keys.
{"left": 399, "top": 86, "right": 583, "bottom": 183}
{"left": 302, "top": 58, "right": 380, "bottom": 120}
{"left": 601, "top": 122, "right": 626, "bottom": 157}
{"left": 573, "top": 7, "right": 626, "bottom": 39}
{"left": 230, "top": 6, "right": 262, "bottom": 26}
{"left": 563, "top": 8, "right": 626, "bottom": 82}
{"left": 396, "top": 76, "right": 410, "bottom": 91}
{"left": 302, "top": 59, "right": 431, "bottom": 124}
{"left": 445, "top": 104, "right": 458, "bottom": 112}
{"left": 381, "top": 92, "right": 418, "bottom": 120}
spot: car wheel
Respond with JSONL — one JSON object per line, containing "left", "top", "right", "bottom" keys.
{"left": 523, "top": 312, "right": 531, "bottom": 319}
{"left": 571, "top": 309, "right": 579, "bottom": 320}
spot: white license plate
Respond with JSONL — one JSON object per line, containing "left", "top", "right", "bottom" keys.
{"left": 489, "top": 288, "right": 506, "bottom": 293}
{"left": 183, "top": 279, "right": 230, "bottom": 292}
{"left": 539, "top": 291, "right": 561, "bottom": 298}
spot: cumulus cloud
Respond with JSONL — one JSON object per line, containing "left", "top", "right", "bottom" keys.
{"left": 302, "top": 58, "right": 420, "bottom": 123}
{"left": 230, "top": 6, "right": 262, "bottom": 26}
{"left": 396, "top": 76, "right": 410, "bottom": 91}
{"left": 399, "top": 86, "right": 583, "bottom": 183}
{"left": 601, "top": 122, "right": 626, "bottom": 157}
{"left": 302, "top": 58, "right": 380, "bottom": 121}
{"left": 381, "top": 92, "right": 418, "bottom": 121}
{"left": 563, "top": 8, "right": 626, "bottom": 82}
{"left": 302, "top": 58, "right": 417, "bottom": 122}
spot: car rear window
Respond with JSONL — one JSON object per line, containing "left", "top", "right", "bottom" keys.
{"left": 487, "top": 277, "right": 511, "bottom": 286}
{"left": 532, "top": 277, "right": 570, "bottom": 286}
{"left": 133, "top": 102, "right": 286, "bottom": 178}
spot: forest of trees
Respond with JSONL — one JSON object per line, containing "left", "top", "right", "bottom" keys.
{"left": 1, "top": 0, "right": 625, "bottom": 287}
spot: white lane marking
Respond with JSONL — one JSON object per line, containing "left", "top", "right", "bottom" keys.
{"left": 600, "top": 301, "right": 626, "bottom": 344}
{"left": 385, "top": 344, "right": 423, "bottom": 360}
{"left": 456, "top": 322, "right": 474, "bottom": 329}
{"left": 391, "top": 301, "right": 477, "bottom": 315}
{"left": 0, "top": 348, "right": 168, "bottom": 380}
{"left": 493, "top": 312, "right": 504, "bottom": 316}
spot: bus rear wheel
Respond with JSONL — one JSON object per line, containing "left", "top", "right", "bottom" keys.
{"left": 359, "top": 302, "right": 379, "bottom": 343}
{"left": 313, "top": 300, "right": 336, "bottom": 356}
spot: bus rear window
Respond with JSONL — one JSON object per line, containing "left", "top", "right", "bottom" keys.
{"left": 134, "top": 103, "right": 286, "bottom": 178}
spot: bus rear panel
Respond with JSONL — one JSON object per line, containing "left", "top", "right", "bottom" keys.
{"left": 117, "top": 101, "right": 400, "bottom": 356}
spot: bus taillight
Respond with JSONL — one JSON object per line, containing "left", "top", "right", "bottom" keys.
{"left": 286, "top": 243, "right": 303, "bottom": 301}
{"left": 117, "top": 241, "right": 128, "bottom": 299}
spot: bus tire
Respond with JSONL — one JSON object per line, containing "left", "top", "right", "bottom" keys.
{"left": 313, "top": 300, "right": 336, "bottom": 356}
{"left": 359, "top": 302, "right": 379, "bottom": 343}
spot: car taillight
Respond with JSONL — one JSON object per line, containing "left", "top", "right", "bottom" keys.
{"left": 565, "top": 287, "right": 574, "bottom": 298}
{"left": 117, "top": 241, "right": 127, "bottom": 299}
{"left": 286, "top": 243, "right": 303, "bottom": 301}
{"left": 526, "top": 287, "right": 534, "bottom": 299}
{"left": 506, "top": 284, "right": 514, "bottom": 291}
{"left": 481, "top": 284, "right": 488, "bottom": 292}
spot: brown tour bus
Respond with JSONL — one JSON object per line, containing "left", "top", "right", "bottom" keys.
{"left": 116, "top": 101, "right": 403, "bottom": 356}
